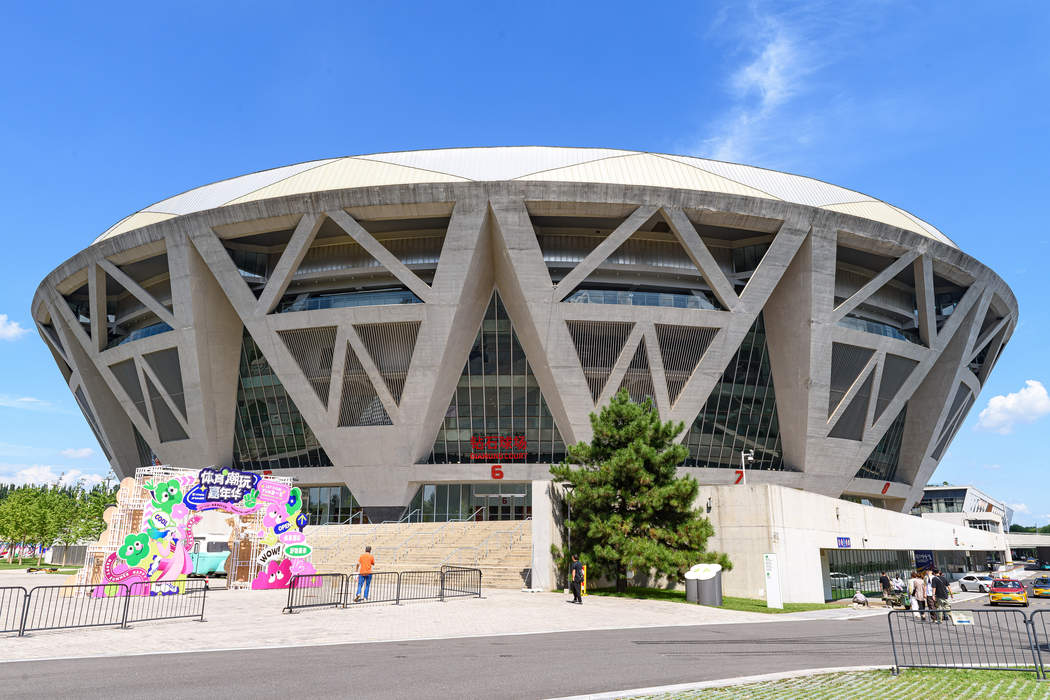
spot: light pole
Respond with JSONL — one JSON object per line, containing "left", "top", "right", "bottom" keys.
{"left": 740, "top": 449, "right": 755, "bottom": 485}
{"left": 563, "top": 483, "right": 575, "bottom": 557}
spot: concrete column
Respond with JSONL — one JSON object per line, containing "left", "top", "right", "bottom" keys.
{"left": 530, "top": 479, "right": 559, "bottom": 590}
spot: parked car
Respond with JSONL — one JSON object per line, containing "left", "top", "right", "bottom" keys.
{"left": 989, "top": 579, "right": 1029, "bottom": 607}
{"left": 829, "top": 572, "right": 855, "bottom": 588}
{"left": 1032, "top": 577, "right": 1050, "bottom": 598}
{"left": 958, "top": 574, "right": 995, "bottom": 592}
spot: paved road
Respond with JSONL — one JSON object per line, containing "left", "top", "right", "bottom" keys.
{"left": 0, "top": 615, "right": 891, "bottom": 699}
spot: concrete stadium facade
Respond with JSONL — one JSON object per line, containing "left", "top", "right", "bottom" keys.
{"left": 32, "top": 147, "right": 1017, "bottom": 526}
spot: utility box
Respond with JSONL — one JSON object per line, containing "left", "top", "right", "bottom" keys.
{"left": 685, "top": 563, "right": 723, "bottom": 606}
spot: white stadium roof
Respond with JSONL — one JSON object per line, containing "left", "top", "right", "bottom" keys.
{"left": 95, "top": 147, "right": 955, "bottom": 247}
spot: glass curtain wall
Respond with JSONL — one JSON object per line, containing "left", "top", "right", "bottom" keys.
{"left": 825, "top": 548, "right": 914, "bottom": 600}
{"left": 232, "top": 329, "right": 333, "bottom": 470}
{"left": 303, "top": 486, "right": 361, "bottom": 524}
{"left": 683, "top": 314, "right": 786, "bottom": 470}
{"left": 856, "top": 405, "right": 907, "bottom": 481}
{"left": 408, "top": 482, "right": 533, "bottom": 522}
{"left": 427, "top": 291, "right": 565, "bottom": 464}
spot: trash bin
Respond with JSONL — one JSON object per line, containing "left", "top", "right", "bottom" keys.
{"left": 687, "top": 563, "right": 723, "bottom": 606}
{"left": 684, "top": 569, "right": 701, "bottom": 603}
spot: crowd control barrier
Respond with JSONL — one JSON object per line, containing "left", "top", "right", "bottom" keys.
{"left": 887, "top": 608, "right": 1043, "bottom": 678}
{"left": 2, "top": 581, "right": 207, "bottom": 637}
{"left": 283, "top": 567, "right": 482, "bottom": 613}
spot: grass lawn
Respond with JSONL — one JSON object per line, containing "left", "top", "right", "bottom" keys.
{"left": 629, "top": 669, "right": 1050, "bottom": 699}
{"left": 587, "top": 586, "right": 841, "bottom": 613}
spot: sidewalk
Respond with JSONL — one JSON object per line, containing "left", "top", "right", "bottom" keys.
{"left": 0, "top": 571, "right": 876, "bottom": 662}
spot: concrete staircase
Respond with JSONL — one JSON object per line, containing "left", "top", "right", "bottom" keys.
{"left": 304, "top": 519, "right": 532, "bottom": 589}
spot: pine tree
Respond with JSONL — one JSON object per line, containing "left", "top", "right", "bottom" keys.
{"left": 550, "top": 389, "right": 730, "bottom": 593}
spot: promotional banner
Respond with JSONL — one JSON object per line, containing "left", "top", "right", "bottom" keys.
{"left": 97, "top": 467, "right": 316, "bottom": 596}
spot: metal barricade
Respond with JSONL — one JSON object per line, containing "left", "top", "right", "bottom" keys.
{"left": 21, "top": 584, "right": 130, "bottom": 635}
{"left": 284, "top": 573, "right": 346, "bottom": 613}
{"left": 397, "top": 570, "right": 444, "bottom": 602}
{"left": 282, "top": 568, "right": 485, "bottom": 613}
{"left": 347, "top": 571, "right": 399, "bottom": 606}
{"left": 1029, "top": 610, "right": 1050, "bottom": 678}
{"left": 887, "top": 608, "right": 1041, "bottom": 677}
{"left": 124, "top": 580, "right": 207, "bottom": 624}
{"left": 0, "top": 587, "right": 27, "bottom": 634}
{"left": 441, "top": 565, "right": 482, "bottom": 599}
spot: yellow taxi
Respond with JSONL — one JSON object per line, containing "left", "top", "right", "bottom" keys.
{"left": 1032, "top": 577, "right": 1050, "bottom": 598}
{"left": 988, "top": 578, "right": 1029, "bottom": 606}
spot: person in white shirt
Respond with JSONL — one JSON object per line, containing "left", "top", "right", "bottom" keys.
{"left": 908, "top": 571, "right": 927, "bottom": 620}
{"left": 892, "top": 575, "right": 905, "bottom": 592}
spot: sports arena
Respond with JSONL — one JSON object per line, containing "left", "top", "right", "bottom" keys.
{"left": 32, "top": 147, "right": 1017, "bottom": 600}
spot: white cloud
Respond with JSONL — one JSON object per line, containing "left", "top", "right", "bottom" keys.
{"left": 0, "top": 464, "right": 106, "bottom": 487}
{"left": 0, "top": 314, "right": 28, "bottom": 341}
{"left": 60, "top": 447, "right": 94, "bottom": 459}
{"left": 704, "top": 28, "right": 813, "bottom": 163}
{"left": 0, "top": 395, "right": 55, "bottom": 411}
{"left": 983, "top": 464, "right": 1002, "bottom": 470}
{"left": 976, "top": 380, "right": 1050, "bottom": 434}
{"left": 1010, "top": 503, "right": 1030, "bottom": 514}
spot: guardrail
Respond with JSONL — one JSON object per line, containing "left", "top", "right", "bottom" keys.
{"left": 0, "top": 587, "right": 27, "bottom": 634}
{"left": 441, "top": 565, "right": 483, "bottom": 599}
{"left": 283, "top": 567, "right": 482, "bottom": 613}
{"left": 3, "top": 581, "right": 207, "bottom": 637}
{"left": 887, "top": 608, "right": 1042, "bottom": 677}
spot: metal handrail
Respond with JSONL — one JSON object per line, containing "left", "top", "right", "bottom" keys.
{"left": 440, "top": 522, "right": 531, "bottom": 567}
{"left": 450, "top": 507, "right": 486, "bottom": 524}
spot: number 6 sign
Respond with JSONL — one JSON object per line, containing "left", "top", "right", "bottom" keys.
{"left": 491, "top": 465, "right": 504, "bottom": 479}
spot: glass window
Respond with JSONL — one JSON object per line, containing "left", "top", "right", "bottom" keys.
{"left": 407, "top": 483, "right": 533, "bottom": 522}
{"left": 838, "top": 314, "right": 921, "bottom": 345}
{"left": 563, "top": 286, "right": 720, "bottom": 310}
{"left": 856, "top": 406, "right": 907, "bottom": 481}
{"left": 232, "top": 329, "right": 332, "bottom": 470}
{"left": 277, "top": 286, "right": 423, "bottom": 313}
{"left": 683, "top": 314, "right": 786, "bottom": 471}
{"left": 825, "top": 548, "right": 913, "bottom": 600}
{"left": 426, "top": 292, "right": 565, "bottom": 464}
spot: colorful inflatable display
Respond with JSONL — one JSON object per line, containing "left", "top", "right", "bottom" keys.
{"left": 97, "top": 467, "right": 316, "bottom": 595}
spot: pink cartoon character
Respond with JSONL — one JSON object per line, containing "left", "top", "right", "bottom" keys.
{"left": 251, "top": 558, "right": 293, "bottom": 590}
{"left": 263, "top": 504, "right": 291, "bottom": 536}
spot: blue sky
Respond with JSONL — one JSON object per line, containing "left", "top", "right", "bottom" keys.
{"left": 1, "top": 2, "right": 1047, "bottom": 519}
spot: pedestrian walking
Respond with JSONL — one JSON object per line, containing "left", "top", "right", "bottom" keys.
{"left": 569, "top": 554, "right": 584, "bottom": 605}
{"left": 924, "top": 569, "right": 937, "bottom": 621}
{"left": 354, "top": 545, "right": 375, "bottom": 602}
{"left": 892, "top": 574, "right": 905, "bottom": 593}
{"left": 879, "top": 571, "right": 891, "bottom": 597}
{"left": 908, "top": 570, "right": 927, "bottom": 620}
{"left": 932, "top": 568, "right": 952, "bottom": 623}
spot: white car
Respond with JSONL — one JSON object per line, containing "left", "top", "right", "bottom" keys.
{"left": 958, "top": 574, "right": 995, "bottom": 592}
{"left": 829, "top": 572, "right": 855, "bottom": 588}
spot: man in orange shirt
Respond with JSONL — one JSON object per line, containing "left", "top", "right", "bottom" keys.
{"left": 354, "top": 545, "right": 375, "bottom": 602}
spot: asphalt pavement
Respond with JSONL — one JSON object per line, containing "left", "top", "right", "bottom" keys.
{"left": 0, "top": 615, "right": 891, "bottom": 700}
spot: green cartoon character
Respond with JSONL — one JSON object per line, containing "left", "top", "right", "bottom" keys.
{"left": 117, "top": 533, "right": 151, "bottom": 567}
{"left": 242, "top": 488, "right": 258, "bottom": 509}
{"left": 286, "top": 487, "right": 302, "bottom": 516}
{"left": 144, "top": 479, "right": 183, "bottom": 515}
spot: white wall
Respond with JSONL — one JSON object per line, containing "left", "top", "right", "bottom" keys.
{"left": 701, "top": 484, "right": 1010, "bottom": 603}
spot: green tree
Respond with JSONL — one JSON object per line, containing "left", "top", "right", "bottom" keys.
{"left": 48, "top": 488, "right": 82, "bottom": 565}
{"left": 0, "top": 487, "right": 44, "bottom": 564}
{"left": 549, "top": 389, "right": 730, "bottom": 593}
{"left": 78, "top": 483, "right": 116, "bottom": 544}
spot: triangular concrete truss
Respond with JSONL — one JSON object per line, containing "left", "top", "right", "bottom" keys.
{"left": 48, "top": 189, "right": 1014, "bottom": 510}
